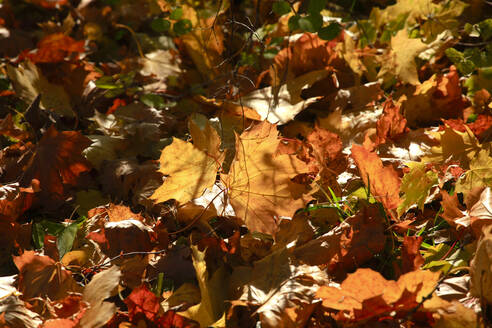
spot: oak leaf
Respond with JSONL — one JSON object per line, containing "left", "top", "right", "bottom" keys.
{"left": 351, "top": 144, "right": 401, "bottom": 212}
{"left": 151, "top": 114, "right": 224, "bottom": 204}
{"left": 221, "top": 121, "right": 310, "bottom": 235}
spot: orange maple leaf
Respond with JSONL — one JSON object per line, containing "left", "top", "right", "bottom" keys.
{"left": 27, "top": 33, "right": 85, "bottom": 63}
{"left": 351, "top": 144, "right": 401, "bottom": 214}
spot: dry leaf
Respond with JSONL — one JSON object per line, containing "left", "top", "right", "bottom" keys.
{"left": 151, "top": 114, "right": 224, "bottom": 204}
{"left": 351, "top": 144, "right": 401, "bottom": 212}
{"left": 221, "top": 121, "right": 310, "bottom": 235}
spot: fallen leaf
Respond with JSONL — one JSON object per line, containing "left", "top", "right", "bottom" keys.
{"left": 422, "top": 125, "right": 486, "bottom": 170}
{"left": 7, "top": 61, "right": 74, "bottom": 117}
{"left": 398, "top": 162, "right": 438, "bottom": 217}
{"left": 401, "top": 235, "right": 425, "bottom": 273}
{"left": 229, "top": 69, "right": 328, "bottom": 125}
{"left": 351, "top": 144, "right": 401, "bottom": 213}
{"left": 25, "top": 33, "right": 85, "bottom": 63}
{"left": 456, "top": 149, "right": 492, "bottom": 196}
{"left": 470, "top": 224, "right": 492, "bottom": 304}
{"left": 221, "top": 121, "right": 310, "bottom": 235}
{"left": 151, "top": 114, "right": 224, "bottom": 204}
{"left": 80, "top": 265, "right": 121, "bottom": 328}
{"left": 378, "top": 29, "right": 427, "bottom": 85}
{"left": 316, "top": 268, "right": 440, "bottom": 321}
{"left": 21, "top": 125, "right": 91, "bottom": 203}
{"left": 399, "top": 66, "right": 468, "bottom": 127}
{"left": 13, "top": 250, "right": 79, "bottom": 300}
{"left": 0, "top": 295, "right": 43, "bottom": 328}
{"left": 124, "top": 284, "right": 161, "bottom": 322}
{"left": 180, "top": 246, "right": 227, "bottom": 327}
{"left": 235, "top": 248, "right": 328, "bottom": 328}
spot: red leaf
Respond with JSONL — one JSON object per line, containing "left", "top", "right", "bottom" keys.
{"left": 124, "top": 284, "right": 161, "bottom": 322}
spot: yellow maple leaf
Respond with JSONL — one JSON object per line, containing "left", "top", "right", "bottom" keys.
{"left": 422, "top": 125, "right": 489, "bottom": 169}
{"left": 221, "top": 121, "right": 310, "bottom": 235}
{"left": 378, "top": 29, "right": 427, "bottom": 85}
{"left": 151, "top": 114, "right": 224, "bottom": 204}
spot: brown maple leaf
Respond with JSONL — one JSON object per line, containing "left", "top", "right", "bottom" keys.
{"left": 21, "top": 125, "right": 91, "bottom": 199}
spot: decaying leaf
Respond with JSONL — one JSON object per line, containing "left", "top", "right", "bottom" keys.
{"left": 235, "top": 248, "right": 328, "bottom": 328}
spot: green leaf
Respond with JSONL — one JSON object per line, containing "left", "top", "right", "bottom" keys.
{"left": 308, "top": 0, "right": 326, "bottom": 16}
{"left": 32, "top": 222, "right": 45, "bottom": 249}
{"left": 95, "top": 76, "right": 120, "bottom": 90}
{"left": 478, "top": 18, "right": 492, "bottom": 41}
{"left": 140, "top": 93, "right": 165, "bottom": 109}
{"left": 151, "top": 18, "right": 171, "bottom": 33}
{"left": 298, "top": 14, "right": 322, "bottom": 33}
{"left": 57, "top": 222, "right": 79, "bottom": 260}
{"left": 174, "top": 19, "right": 192, "bottom": 36}
{"left": 170, "top": 7, "right": 184, "bottom": 20}
{"left": 318, "top": 22, "right": 342, "bottom": 40}
{"left": 272, "top": 1, "right": 291, "bottom": 16}
{"left": 288, "top": 15, "right": 300, "bottom": 31}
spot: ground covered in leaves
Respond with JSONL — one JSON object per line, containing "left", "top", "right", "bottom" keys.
{"left": 0, "top": 0, "right": 491, "bottom": 327}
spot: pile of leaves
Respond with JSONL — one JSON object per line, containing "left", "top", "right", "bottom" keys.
{"left": 1, "top": 0, "right": 492, "bottom": 326}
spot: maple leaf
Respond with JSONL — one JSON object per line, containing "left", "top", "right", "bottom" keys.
{"left": 13, "top": 250, "right": 80, "bottom": 300}
{"left": 316, "top": 268, "right": 440, "bottom": 321}
{"left": 221, "top": 121, "right": 310, "bottom": 235}
{"left": 151, "top": 114, "right": 224, "bottom": 204}
{"left": 374, "top": 98, "right": 408, "bottom": 146}
{"left": 7, "top": 61, "right": 74, "bottom": 117}
{"left": 422, "top": 125, "right": 486, "bottom": 170}
{"left": 25, "top": 33, "right": 85, "bottom": 63}
{"left": 401, "top": 235, "right": 425, "bottom": 273}
{"left": 225, "top": 69, "right": 328, "bottom": 125}
{"left": 351, "top": 144, "right": 401, "bottom": 212}
{"left": 470, "top": 225, "right": 492, "bottom": 304}
{"left": 21, "top": 125, "right": 91, "bottom": 200}
{"left": 398, "top": 162, "right": 438, "bottom": 217}
{"left": 378, "top": 29, "right": 427, "bottom": 85}
{"left": 399, "top": 66, "right": 468, "bottom": 127}
{"left": 124, "top": 284, "right": 161, "bottom": 322}
{"left": 80, "top": 265, "right": 121, "bottom": 328}
{"left": 455, "top": 149, "right": 492, "bottom": 195}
